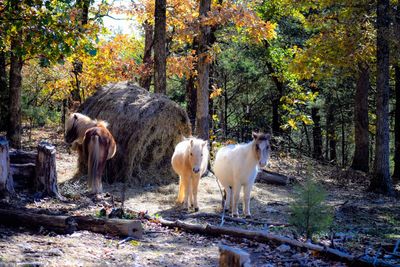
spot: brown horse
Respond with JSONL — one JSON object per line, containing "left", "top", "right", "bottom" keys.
{"left": 65, "top": 113, "right": 116, "bottom": 193}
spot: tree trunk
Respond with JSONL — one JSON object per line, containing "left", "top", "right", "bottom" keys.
{"left": 7, "top": 39, "right": 23, "bottom": 149}
{"left": 393, "top": 65, "right": 400, "bottom": 183}
{"left": 35, "top": 142, "right": 63, "bottom": 199}
{"left": 0, "top": 52, "right": 7, "bottom": 131}
{"left": 186, "top": 75, "right": 197, "bottom": 132}
{"left": 195, "top": 0, "right": 212, "bottom": 140}
{"left": 139, "top": 21, "right": 154, "bottom": 90}
{"left": 326, "top": 94, "right": 336, "bottom": 163}
{"left": 271, "top": 80, "right": 283, "bottom": 136}
{"left": 370, "top": 0, "right": 394, "bottom": 195}
{"left": 185, "top": 39, "right": 199, "bottom": 132}
{"left": 219, "top": 245, "right": 251, "bottom": 267}
{"left": 351, "top": 65, "right": 370, "bottom": 172}
{"left": 311, "top": 85, "right": 323, "bottom": 160}
{"left": 0, "top": 137, "right": 15, "bottom": 198}
{"left": 153, "top": 0, "right": 167, "bottom": 94}
{"left": 392, "top": 2, "right": 400, "bottom": 183}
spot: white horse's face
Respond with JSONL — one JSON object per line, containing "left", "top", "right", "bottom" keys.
{"left": 253, "top": 132, "right": 271, "bottom": 168}
{"left": 189, "top": 139, "right": 207, "bottom": 174}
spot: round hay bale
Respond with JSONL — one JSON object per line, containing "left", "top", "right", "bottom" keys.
{"left": 78, "top": 81, "right": 191, "bottom": 185}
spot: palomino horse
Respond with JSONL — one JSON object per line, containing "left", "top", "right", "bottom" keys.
{"left": 213, "top": 132, "right": 271, "bottom": 218}
{"left": 171, "top": 137, "right": 209, "bottom": 211}
{"left": 65, "top": 113, "right": 116, "bottom": 193}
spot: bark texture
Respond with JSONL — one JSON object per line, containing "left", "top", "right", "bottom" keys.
{"left": 195, "top": 0, "right": 212, "bottom": 140}
{"left": 351, "top": 65, "right": 370, "bottom": 172}
{"left": 153, "top": 0, "right": 167, "bottom": 94}
{"left": 371, "top": 0, "right": 394, "bottom": 195}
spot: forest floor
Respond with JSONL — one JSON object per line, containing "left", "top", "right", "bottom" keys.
{"left": 0, "top": 127, "right": 400, "bottom": 266}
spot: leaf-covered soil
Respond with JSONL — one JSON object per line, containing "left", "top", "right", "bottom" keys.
{"left": 0, "top": 127, "right": 399, "bottom": 266}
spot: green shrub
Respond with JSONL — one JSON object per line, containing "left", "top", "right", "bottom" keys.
{"left": 289, "top": 179, "right": 333, "bottom": 239}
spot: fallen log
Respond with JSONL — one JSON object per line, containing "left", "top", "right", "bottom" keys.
{"left": 256, "top": 170, "right": 289, "bottom": 186}
{"left": 219, "top": 244, "right": 251, "bottom": 267}
{"left": 183, "top": 212, "right": 290, "bottom": 227}
{"left": 143, "top": 214, "right": 392, "bottom": 267}
{"left": 0, "top": 208, "right": 143, "bottom": 238}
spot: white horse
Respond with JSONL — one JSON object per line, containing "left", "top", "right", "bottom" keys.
{"left": 171, "top": 137, "right": 209, "bottom": 211}
{"left": 213, "top": 132, "right": 271, "bottom": 218}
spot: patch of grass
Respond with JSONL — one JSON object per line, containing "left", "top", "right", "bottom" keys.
{"left": 384, "top": 233, "right": 400, "bottom": 239}
{"left": 95, "top": 209, "right": 107, "bottom": 218}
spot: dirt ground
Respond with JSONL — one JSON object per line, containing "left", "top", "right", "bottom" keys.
{"left": 0, "top": 127, "right": 399, "bottom": 266}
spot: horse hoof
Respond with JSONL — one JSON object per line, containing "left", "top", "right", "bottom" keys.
{"left": 194, "top": 207, "right": 199, "bottom": 212}
{"left": 245, "top": 215, "right": 252, "bottom": 219}
{"left": 232, "top": 214, "right": 239, "bottom": 218}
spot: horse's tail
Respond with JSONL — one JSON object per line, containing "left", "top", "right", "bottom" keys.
{"left": 88, "top": 135, "right": 100, "bottom": 193}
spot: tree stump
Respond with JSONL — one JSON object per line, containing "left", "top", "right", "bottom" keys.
{"left": 219, "top": 245, "right": 251, "bottom": 267}
{"left": 35, "top": 141, "right": 63, "bottom": 199}
{"left": 0, "top": 137, "right": 15, "bottom": 197}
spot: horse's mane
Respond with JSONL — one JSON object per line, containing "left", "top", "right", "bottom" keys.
{"left": 96, "top": 120, "right": 109, "bottom": 128}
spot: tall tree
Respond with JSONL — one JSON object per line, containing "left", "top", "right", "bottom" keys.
{"left": 394, "top": 65, "right": 400, "bottom": 183}
{"left": 0, "top": 52, "right": 7, "bottom": 131}
{"left": 370, "top": 0, "right": 394, "bottom": 195}
{"left": 351, "top": 64, "right": 370, "bottom": 172}
{"left": 139, "top": 21, "right": 154, "bottom": 90}
{"left": 195, "top": 0, "right": 212, "bottom": 140}
{"left": 7, "top": 0, "right": 23, "bottom": 148}
{"left": 311, "top": 83, "right": 323, "bottom": 160}
{"left": 153, "top": 0, "right": 167, "bottom": 94}
{"left": 392, "top": 0, "right": 400, "bottom": 183}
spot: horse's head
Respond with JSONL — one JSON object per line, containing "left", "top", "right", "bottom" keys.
{"left": 65, "top": 113, "right": 94, "bottom": 144}
{"left": 252, "top": 132, "right": 271, "bottom": 168}
{"left": 65, "top": 113, "right": 79, "bottom": 144}
{"left": 188, "top": 139, "right": 207, "bottom": 174}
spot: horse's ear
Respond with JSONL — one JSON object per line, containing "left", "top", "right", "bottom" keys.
{"left": 73, "top": 114, "right": 78, "bottom": 120}
{"left": 252, "top": 132, "right": 258, "bottom": 140}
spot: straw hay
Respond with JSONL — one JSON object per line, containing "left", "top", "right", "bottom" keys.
{"left": 78, "top": 81, "right": 191, "bottom": 185}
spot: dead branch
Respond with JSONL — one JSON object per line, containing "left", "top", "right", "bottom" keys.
{"left": 183, "top": 212, "right": 290, "bottom": 227}
{"left": 143, "top": 214, "right": 393, "bottom": 266}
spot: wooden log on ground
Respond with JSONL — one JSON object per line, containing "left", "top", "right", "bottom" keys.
{"left": 10, "top": 163, "right": 35, "bottom": 189}
{"left": 143, "top": 214, "right": 392, "bottom": 267}
{"left": 219, "top": 244, "right": 251, "bottom": 267}
{"left": 35, "top": 141, "right": 63, "bottom": 199}
{"left": 183, "top": 212, "right": 290, "bottom": 226}
{"left": 256, "top": 170, "right": 289, "bottom": 185}
{"left": 74, "top": 216, "right": 143, "bottom": 238}
{"left": 0, "top": 137, "right": 15, "bottom": 197}
{"left": 0, "top": 208, "right": 143, "bottom": 238}
{"left": 9, "top": 149, "right": 37, "bottom": 164}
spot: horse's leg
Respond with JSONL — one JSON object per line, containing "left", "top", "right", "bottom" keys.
{"left": 231, "top": 184, "right": 241, "bottom": 217}
{"left": 243, "top": 183, "right": 253, "bottom": 218}
{"left": 191, "top": 175, "right": 200, "bottom": 212}
{"left": 183, "top": 175, "right": 190, "bottom": 209}
{"left": 177, "top": 175, "right": 185, "bottom": 204}
{"left": 224, "top": 187, "right": 232, "bottom": 212}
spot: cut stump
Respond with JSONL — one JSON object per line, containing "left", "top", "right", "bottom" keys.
{"left": 219, "top": 244, "right": 251, "bottom": 267}
{"left": 0, "top": 137, "right": 15, "bottom": 197}
{"left": 35, "top": 141, "right": 63, "bottom": 199}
